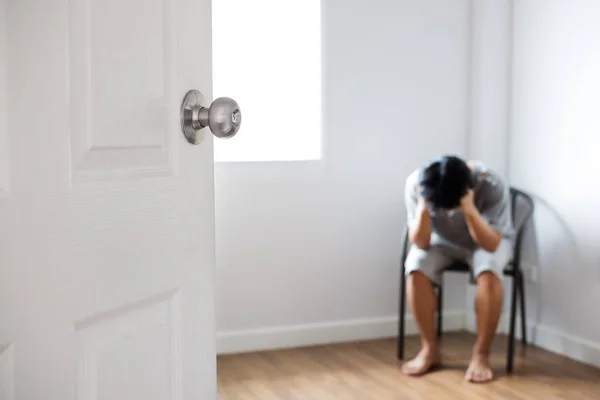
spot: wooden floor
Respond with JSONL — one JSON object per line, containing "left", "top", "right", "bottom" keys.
{"left": 217, "top": 332, "right": 600, "bottom": 399}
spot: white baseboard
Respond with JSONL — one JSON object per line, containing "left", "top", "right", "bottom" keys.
{"left": 219, "top": 312, "right": 600, "bottom": 370}
{"left": 465, "top": 313, "right": 600, "bottom": 369}
{"left": 217, "top": 310, "right": 466, "bottom": 355}
{"left": 534, "top": 324, "right": 600, "bottom": 369}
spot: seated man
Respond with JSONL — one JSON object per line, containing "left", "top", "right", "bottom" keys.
{"left": 402, "top": 155, "right": 513, "bottom": 383}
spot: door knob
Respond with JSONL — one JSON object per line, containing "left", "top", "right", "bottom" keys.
{"left": 180, "top": 89, "right": 242, "bottom": 144}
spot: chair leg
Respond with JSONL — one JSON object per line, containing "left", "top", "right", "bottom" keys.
{"left": 519, "top": 269, "right": 527, "bottom": 345}
{"left": 397, "top": 264, "right": 407, "bottom": 360}
{"left": 436, "top": 281, "right": 443, "bottom": 338}
{"left": 506, "top": 272, "right": 519, "bottom": 373}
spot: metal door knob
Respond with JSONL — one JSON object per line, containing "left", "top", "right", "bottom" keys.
{"left": 180, "top": 89, "right": 242, "bottom": 144}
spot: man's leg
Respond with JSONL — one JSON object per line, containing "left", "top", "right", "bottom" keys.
{"left": 401, "top": 246, "right": 450, "bottom": 376}
{"left": 465, "top": 239, "right": 512, "bottom": 383}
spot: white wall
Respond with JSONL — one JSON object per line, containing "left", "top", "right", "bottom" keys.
{"left": 464, "top": 0, "right": 514, "bottom": 331}
{"left": 215, "top": 0, "right": 472, "bottom": 354}
{"left": 509, "top": 0, "right": 600, "bottom": 367}
{"left": 466, "top": 0, "right": 512, "bottom": 175}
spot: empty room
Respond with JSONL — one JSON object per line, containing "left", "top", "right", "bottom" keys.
{"left": 1, "top": 0, "right": 600, "bottom": 399}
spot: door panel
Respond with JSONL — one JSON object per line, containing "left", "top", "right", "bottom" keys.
{"left": 0, "top": 344, "right": 14, "bottom": 400}
{"left": 75, "top": 291, "right": 181, "bottom": 400}
{"left": 68, "top": 0, "right": 178, "bottom": 182}
{"left": 0, "top": 0, "right": 7, "bottom": 194}
{"left": 1, "top": 0, "right": 216, "bottom": 398}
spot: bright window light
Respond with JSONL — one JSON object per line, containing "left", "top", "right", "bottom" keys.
{"left": 212, "top": 0, "right": 322, "bottom": 162}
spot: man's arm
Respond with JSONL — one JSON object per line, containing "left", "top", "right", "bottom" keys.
{"left": 460, "top": 185, "right": 511, "bottom": 253}
{"left": 463, "top": 206, "right": 502, "bottom": 252}
{"left": 405, "top": 176, "right": 432, "bottom": 249}
{"left": 409, "top": 200, "right": 432, "bottom": 249}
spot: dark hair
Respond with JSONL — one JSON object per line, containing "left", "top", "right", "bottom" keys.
{"left": 418, "top": 155, "right": 475, "bottom": 209}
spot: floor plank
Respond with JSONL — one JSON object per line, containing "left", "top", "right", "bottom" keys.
{"left": 217, "top": 332, "right": 600, "bottom": 399}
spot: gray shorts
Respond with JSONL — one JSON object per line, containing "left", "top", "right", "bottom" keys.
{"left": 404, "top": 239, "right": 513, "bottom": 285}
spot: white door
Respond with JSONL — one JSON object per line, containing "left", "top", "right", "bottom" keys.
{"left": 0, "top": 0, "right": 234, "bottom": 398}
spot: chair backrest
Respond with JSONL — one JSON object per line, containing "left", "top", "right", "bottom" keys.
{"left": 509, "top": 187, "right": 535, "bottom": 233}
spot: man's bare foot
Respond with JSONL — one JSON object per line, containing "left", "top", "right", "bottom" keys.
{"left": 401, "top": 347, "right": 440, "bottom": 376}
{"left": 465, "top": 353, "right": 493, "bottom": 383}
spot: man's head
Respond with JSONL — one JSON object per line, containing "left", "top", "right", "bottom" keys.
{"left": 418, "top": 155, "right": 475, "bottom": 210}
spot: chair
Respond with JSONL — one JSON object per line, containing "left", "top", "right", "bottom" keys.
{"left": 396, "top": 187, "right": 534, "bottom": 373}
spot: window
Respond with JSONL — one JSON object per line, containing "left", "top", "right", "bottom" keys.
{"left": 212, "top": 0, "right": 322, "bottom": 162}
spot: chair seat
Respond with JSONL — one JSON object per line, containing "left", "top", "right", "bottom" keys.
{"left": 445, "top": 261, "right": 470, "bottom": 272}
{"left": 443, "top": 261, "right": 517, "bottom": 280}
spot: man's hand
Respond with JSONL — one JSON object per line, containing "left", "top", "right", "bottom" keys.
{"left": 416, "top": 196, "right": 429, "bottom": 215}
{"left": 460, "top": 189, "right": 478, "bottom": 216}
{"left": 461, "top": 190, "right": 502, "bottom": 252}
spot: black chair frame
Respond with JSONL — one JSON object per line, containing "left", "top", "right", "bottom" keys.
{"left": 396, "top": 187, "right": 534, "bottom": 373}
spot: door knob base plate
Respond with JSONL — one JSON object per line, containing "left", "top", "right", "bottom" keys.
{"left": 180, "top": 89, "right": 207, "bottom": 144}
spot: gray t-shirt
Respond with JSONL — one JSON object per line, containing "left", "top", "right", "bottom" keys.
{"left": 404, "top": 161, "right": 514, "bottom": 250}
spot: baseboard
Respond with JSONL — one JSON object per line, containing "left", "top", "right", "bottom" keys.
{"left": 217, "top": 310, "right": 466, "bottom": 355}
{"left": 465, "top": 313, "right": 600, "bottom": 369}
{"left": 534, "top": 325, "right": 600, "bottom": 369}
{"left": 219, "top": 312, "right": 600, "bottom": 370}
